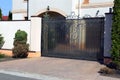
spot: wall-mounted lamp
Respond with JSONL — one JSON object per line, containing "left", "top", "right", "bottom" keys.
{"left": 109, "top": 8, "right": 112, "bottom": 13}
{"left": 43, "top": 6, "right": 50, "bottom": 19}
{"left": 47, "top": 6, "right": 50, "bottom": 11}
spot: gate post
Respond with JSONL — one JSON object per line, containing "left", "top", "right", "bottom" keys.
{"left": 104, "top": 13, "right": 113, "bottom": 63}
{"left": 30, "top": 17, "right": 41, "bottom": 57}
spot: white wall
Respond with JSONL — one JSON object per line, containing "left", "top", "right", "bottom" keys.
{"left": 0, "top": 21, "right": 30, "bottom": 49}
{"left": 13, "top": 13, "right": 26, "bottom": 20}
{"left": 12, "top": 0, "right": 27, "bottom": 20}
{"left": 80, "top": 0, "right": 114, "bottom": 18}
{"left": 12, "top": 0, "right": 114, "bottom": 20}
{"left": 12, "top": 0, "right": 27, "bottom": 11}
{"left": 0, "top": 17, "right": 41, "bottom": 52}
{"left": 81, "top": 7, "right": 110, "bottom": 17}
{"left": 30, "top": 17, "right": 41, "bottom": 52}
{"left": 29, "top": 0, "right": 72, "bottom": 18}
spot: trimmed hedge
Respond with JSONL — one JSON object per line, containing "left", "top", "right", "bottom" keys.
{"left": 111, "top": 0, "right": 120, "bottom": 69}
{"left": 12, "top": 30, "right": 29, "bottom": 58}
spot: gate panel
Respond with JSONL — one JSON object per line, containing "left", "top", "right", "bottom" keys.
{"left": 41, "top": 18, "right": 104, "bottom": 61}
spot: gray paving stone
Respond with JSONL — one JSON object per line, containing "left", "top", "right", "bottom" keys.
{"left": 0, "top": 57, "right": 119, "bottom": 80}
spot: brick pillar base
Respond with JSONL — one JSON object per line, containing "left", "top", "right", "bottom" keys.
{"left": 104, "top": 57, "right": 112, "bottom": 65}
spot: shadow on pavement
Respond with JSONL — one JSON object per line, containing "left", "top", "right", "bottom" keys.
{"left": 99, "top": 71, "right": 120, "bottom": 79}
{"left": 0, "top": 57, "right": 22, "bottom": 62}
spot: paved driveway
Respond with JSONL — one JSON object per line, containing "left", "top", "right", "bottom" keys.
{"left": 0, "top": 57, "right": 119, "bottom": 80}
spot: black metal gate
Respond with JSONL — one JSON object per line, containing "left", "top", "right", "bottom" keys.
{"left": 41, "top": 18, "right": 104, "bottom": 61}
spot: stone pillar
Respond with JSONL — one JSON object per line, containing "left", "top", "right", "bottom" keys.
{"left": 104, "top": 13, "right": 113, "bottom": 64}
{"left": 30, "top": 17, "right": 41, "bottom": 55}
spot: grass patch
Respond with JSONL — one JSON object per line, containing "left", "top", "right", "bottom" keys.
{"left": 0, "top": 53, "right": 6, "bottom": 58}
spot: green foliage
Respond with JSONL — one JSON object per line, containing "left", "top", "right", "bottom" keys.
{"left": 8, "top": 11, "right": 12, "bottom": 20}
{"left": 12, "top": 30, "right": 29, "bottom": 58}
{"left": 111, "top": 0, "right": 120, "bottom": 69}
{"left": 0, "top": 9, "right": 2, "bottom": 20}
{"left": 0, "top": 53, "right": 5, "bottom": 58}
{"left": 0, "top": 34, "right": 5, "bottom": 49}
{"left": 14, "top": 30, "right": 27, "bottom": 43}
{"left": 12, "top": 44, "right": 29, "bottom": 58}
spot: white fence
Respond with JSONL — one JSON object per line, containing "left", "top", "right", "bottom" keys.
{"left": 0, "top": 17, "right": 41, "bottom": 52}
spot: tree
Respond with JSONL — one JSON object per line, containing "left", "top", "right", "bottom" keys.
{"left": 111, "top": 0, "right": 120, "bottom": 69}
{"left": 8, "top": 11, "right": 12, "bottom": 20}
{"left": 0, "top": 9, "right": 2, "bottom": 20}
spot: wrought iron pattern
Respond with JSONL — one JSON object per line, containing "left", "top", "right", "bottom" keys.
{"left": 42, "top": 18, "right": 104, "bottom": 61}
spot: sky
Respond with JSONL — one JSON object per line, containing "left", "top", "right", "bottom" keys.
{"left": 0, "top": 0, "right": 12, "bottom": 16}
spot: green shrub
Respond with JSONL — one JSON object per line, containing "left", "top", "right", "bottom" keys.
{"left": 111, "top": 0, "right": 120, "bottom": 70}
{"left": 14, "top": 30, "right": 27, "bottom": 42}
{"left": 0, "top": 34, "right": 5, "bottom": 49}
{"left": 12, "top": 30, "right": 29, "bottom": 58}
{"left": 0, "top": 53, "right": 5, "bottom": 58}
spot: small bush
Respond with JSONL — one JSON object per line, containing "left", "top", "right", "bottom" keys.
{"left": 12, "top": 30, "right": 29, "bottom": 58}
{"left": 0, "top": 34, "right": 5, "bottom": 49}
{"left": 99, "top": 67, "right": 116, "bottom": 74}
{"left": 12, "top": 44, "right": 29, "bottom": 58}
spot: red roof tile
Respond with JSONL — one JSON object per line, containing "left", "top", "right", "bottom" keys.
{"left": 2, "top": 16, "right": 8, "bottom": 21}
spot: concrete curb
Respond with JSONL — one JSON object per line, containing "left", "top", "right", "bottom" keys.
{"left": 0, "top": 70, "right": 70, "bottom": 80}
